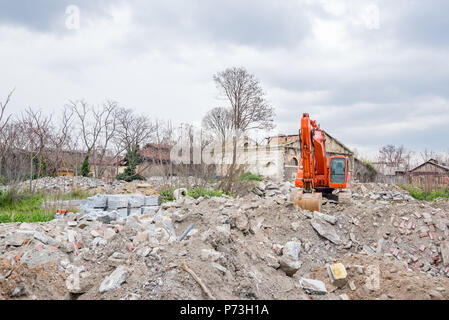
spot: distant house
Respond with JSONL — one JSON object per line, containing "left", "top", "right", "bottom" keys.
{"left": 408, "top": 159, "right": 449, "bottom": 185}
{"left": 138, "top": 143, "right": 173, "bottom": 177}
{"left": 56, "top": 167, "right": 75, "bottom": 178}
{"left": 372, "top": 162, "right": 407, "bottom": 184}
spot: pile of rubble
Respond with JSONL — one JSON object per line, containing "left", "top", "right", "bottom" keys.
{"left": 1, "top": 182, "right": 449, "bottom": 300}
{"left": 16, "top": 176, "right": 160, "bottom": 196}
{"left": 351, "top": 183, "right": 414, "bottom": 202}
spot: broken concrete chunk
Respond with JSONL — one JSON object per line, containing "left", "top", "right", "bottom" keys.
{"left": 349, "top": 280, "right": 356, "bottom": 291}
{"left": 211, "top": 262, "right": 227, "bottom": 274}
{"left": 440, "top": 241, "right": 449, "bottom": 267}
{"left": 33, "top": 231, "right": 55, "bottom": 245}
{"left": 200, "top": 249, "right": 222, "bottom": 262}
{"left": 104, "top": 228, "right": 117, "bottom": 241}
{"left": 234, "top": 213, "right": 249, "bottom": 231}
{"left": 310, "top": 218, "right": 342, "bottom": 245}
{"left": 282, "top": 240, "right": 302, "bottom": 260}
{"left": 137, "top": 247, "right": 152, "bottom": 257}
{"left": 5, "top": 232, "right": 33, "bottom": 247}
{"left": 279, "top": 257, "right": 301, "bottom": 276}
{"left": 133, "top": 231, "right": 149, "bottom": 244}
{"left": 327, "top": 263, "right": 348, "bottom": 288}
{"left": 299, "top": 278, "right": 327, "bottom": 295}
{"left": 20, "top": 245, "right": 68, "bottom": 267}
{"left": 99, "top": 265, "right": 131, "bottom": 293}
{"left": 313, "top": 211, "right": 337, "bottom": 225}
{"left": 364, "top": 265, "right": 380, "bottom": 291}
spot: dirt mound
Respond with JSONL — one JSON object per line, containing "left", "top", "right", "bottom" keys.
{"left": 0, "top": 182, "right": 448, "bottom": 300}
{"left": 0, "top": 258, "right": 67, "bottom": 300}
{"left": 307, "top": 253, "right": 449, "bottom": 300}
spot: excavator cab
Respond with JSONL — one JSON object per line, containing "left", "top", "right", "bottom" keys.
{"left": 328, "top": 156, "right": 349, "bottom": 189}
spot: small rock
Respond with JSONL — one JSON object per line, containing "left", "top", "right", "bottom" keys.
{"left": 282, "top": 240, "right": 302, "bottom": 260}
{"left": 104, "top": 228, "right": 117, "bottom": 241}
{"left": 10, "top": 283, "right": 25, "bottom": 298}
{"left": 279, "top": 257, "right": 301, "bottom": 276}
{"left": 299, "top": 278, "right": 327, "bottom": 295}
{"left": 364, "top": 265, "right": 380, "bottom": 291}
{"left": 349, "top": 280, "right": 356, "bottom": 291}
{"left": 211, "top": 262, "right": 227, "bottom": 274}
{"left": 313, "top": 211, "right": 337, "bottom": 225}
{"left": 200, "top": 249, "right": 222, "bottom": 262}
{"left": 327, "top": 263, "right": 347, "bottom": 288}
{"left": 133, "top": 231, "right": 149, "bottom": 244}
{"left": 310, "top": 218, "right": 342, "bottom": 245}
{"left": 428, "top": 290, "right": 443, "bottom": 300}
{"left": 99, "top": 265, "right": 131, "bottom": 293}
{"left": 440, "top": 241, "right": 449, "bottom": 267}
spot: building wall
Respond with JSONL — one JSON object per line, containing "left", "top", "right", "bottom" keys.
{"left": 353, "top": 158, "right": 377, "bottom": 182}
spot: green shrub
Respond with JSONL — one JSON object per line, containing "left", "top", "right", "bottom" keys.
{"left": 159, "top": 187, "right": 231, "bottom": 202}
{"left": 187, "top": 187, "right": 229, "bottom": 199}
{"left": 160, "top": 189, "right": 175, "bottom": 203}
{"left": 116, "top": 145, "right": 145, "bottom": 182}
{"left": 0, "top": 176, "right": 8, "bottom": 185}
{"left": 399, "top": 184, "right": 449, "bottom": 202}
{"left": 240, "top": 172, "right": 262, "bottom": 182}
{"left": 80, "top": 154, "right": 90, "bottom": 177}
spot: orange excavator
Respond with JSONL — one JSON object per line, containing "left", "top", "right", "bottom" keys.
{"left": 292, "top": 113, "right": 351, "bottom": 212}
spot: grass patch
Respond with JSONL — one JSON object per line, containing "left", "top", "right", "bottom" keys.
{"left": 399, "top": 184, "right": 449, "bottom": 202}
{"left": 187, "top": 187, "right": 230, "bottom": 199}
{"left": 0, "top": 189, "right": 54, "bottom": 223}
{"left": 240, "top": 172, "right": 263, "bottom": 182}
{"left": 60, "top": 188, "right": 92, "bottom": 200}
{"left": 44, "top": 188, "right": 92, "bottom": 202}
{"left": 160, "top": 189, "right": 176, "bottom": 203}
{"left": 160, "top": 187, "right": 231, "bottom": 202}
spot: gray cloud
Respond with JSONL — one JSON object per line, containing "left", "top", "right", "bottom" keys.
{"left": 0, "top": 0, "right": 448, "bottom": 158}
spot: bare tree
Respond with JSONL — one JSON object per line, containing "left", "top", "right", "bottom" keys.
{"left": 420, "top": 148, "right": 436, "bottom": 163}
{"left": 213, "top": 67, "right": 275, "bottom": 191}
{"left": 115, "top": 108, "right": 155, "bottom": 152}
{"left": 378, "top": 145, "right": 414, "bottom": 173}
{"left": 202, "top": 107, "right": 233, "bottom": 143}
{"left": 46, "top": 105, "right": 75, "bottom": 175}
{"left": 114, "top": 108, "right": 156, "bottom": 179}
{"left": 378, "top": 145, "right": 404, "bottom": 167}
{"left": 150, "top": 119, "right": 174, "bottom": 179}
{"left": 93, "top": 100, "right": 119, "bottom": 178}
{"left": 70, "top": 100, "right": 119, "bottom": 178}
{"left": 0, "top": 89, "right": 15, "bottom": 180}
{"left": 213, "top": 67, "right": 275, "bottom": 132}
{"left": 20, "top": 108, "right": 52, "bottom": 191}
{"left": 0, "top": 89, "right": 14, "bottom": 134}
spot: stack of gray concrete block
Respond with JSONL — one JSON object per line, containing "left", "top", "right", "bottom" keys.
{"left": 79, "top": 194, "right": 161, "bottom": 219}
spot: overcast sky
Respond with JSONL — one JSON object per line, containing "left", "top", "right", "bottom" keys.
{"left": 1, "top": 0, "right": 448, "bottom": 159}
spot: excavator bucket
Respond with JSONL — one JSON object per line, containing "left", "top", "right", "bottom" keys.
{"left": 291, "top": 189, "right": 322, "bottom": 212}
